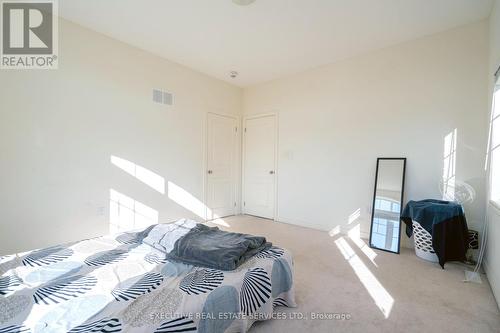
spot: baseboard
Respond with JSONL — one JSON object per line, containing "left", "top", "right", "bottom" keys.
{"left": 274, "top": 215, "right": 371, "bottom": 239}
{"left": 274, "top": 215, "right": 330, "bottom": 232}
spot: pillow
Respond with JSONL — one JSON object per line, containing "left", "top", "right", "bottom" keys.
{"left": 142, "top": 218, "right": 197, "bottom": 253}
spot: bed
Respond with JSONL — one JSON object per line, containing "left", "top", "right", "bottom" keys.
{"left": 0, "top": 222, "right": 296, "bottom": 333}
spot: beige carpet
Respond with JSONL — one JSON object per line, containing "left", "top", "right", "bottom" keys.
{"left": 207, "top": 215, "right": 500, "bottom": 333}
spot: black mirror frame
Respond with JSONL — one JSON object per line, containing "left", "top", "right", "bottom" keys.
{"left": 368, "top": 157, "right": 407, "bottom": 254}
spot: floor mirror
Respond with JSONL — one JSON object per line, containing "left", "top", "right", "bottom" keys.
{"left": 369, "top": 158, "right": 406, "bottom": 254}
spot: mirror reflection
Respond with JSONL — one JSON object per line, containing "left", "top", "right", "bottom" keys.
{"left": 369, "top": 158, "right": 406, "bottom": 253}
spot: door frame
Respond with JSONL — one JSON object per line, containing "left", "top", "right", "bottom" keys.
{"left": 204, "top": 111, "right": 240, "bottom": 221}
{"left": 242, "top": 113, "right": 279, "bottom": 220}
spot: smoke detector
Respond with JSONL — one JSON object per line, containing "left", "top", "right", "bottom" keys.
{"left": 232, "top": 0, "right": 256, "bottom": 6}
{"left": 230, "top": 71, "right": 238, "bottom": 78}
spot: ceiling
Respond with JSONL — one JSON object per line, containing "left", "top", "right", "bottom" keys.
{"left": 59, "top": 0, "right": 493, "bottom": 87}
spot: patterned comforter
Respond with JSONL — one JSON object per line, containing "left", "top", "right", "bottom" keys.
{"left": 0, "top": 225, "right": 296, "bottom": 333}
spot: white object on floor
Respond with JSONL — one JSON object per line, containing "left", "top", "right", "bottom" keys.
{"left": 463, "top": 206, "right": 489, "bottom": 284}
{"left": 464, "top": 270, "right": 483, "bottom": 283}
{"left": 412, "top": 221, "right": 439, "bottom": 263}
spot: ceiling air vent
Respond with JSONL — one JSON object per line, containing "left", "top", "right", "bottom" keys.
{"left": 152, "top": 89, "right": 173, "bottom": 106}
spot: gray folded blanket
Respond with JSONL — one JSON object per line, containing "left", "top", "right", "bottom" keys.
{"left": 166, "top": 224, "right": 272, "bottom": 271}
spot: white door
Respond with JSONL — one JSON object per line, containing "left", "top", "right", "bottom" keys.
{"left": 243, "top": 115, "right": 276, "bottom": 219}
{"left": 206, "top": 113, "right": 237, "bottom": 219}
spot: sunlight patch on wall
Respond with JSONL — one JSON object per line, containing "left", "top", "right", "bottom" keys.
{"left": 348, "top": 208, "right": 361, "bottom": 224}
{"left": 335, "top": 236, "right": 393, "bottom": 318}
{"left": 111, "top": 155, "right": 165, "bottom": 194}
{"left": 109, "top": 189, "right": 158, "bottom": 233}
{"left": 489, "top": 86, "right": 500, "bottom": 202}
{"left": 168, "top": 181, "right": 208, "bottom": 220}
{"left": 167, "top": 181, "right": 229, "bottom": 227}
{"left": 442, "top": 129, "right": 457, "bottom": 200}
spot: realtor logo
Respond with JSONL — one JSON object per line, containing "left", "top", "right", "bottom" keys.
{"left": 1, "top": 0, "right": 58, "bottom": 69}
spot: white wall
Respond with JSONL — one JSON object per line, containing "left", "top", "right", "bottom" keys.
{"left": 485, "top": 0, "right": 500, "bottom": 308}
{"left": 243, "top": 21, "right": 489, "bottom": 246}
{"left": 0, "top": 19, "right": 241, "bottom": 255}
{"left": 0, "top": 15, "right": 492, "bottom": 260}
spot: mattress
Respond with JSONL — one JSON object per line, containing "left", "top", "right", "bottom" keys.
{"left": 0, "top": 225, "right": 296, "bottom": 333}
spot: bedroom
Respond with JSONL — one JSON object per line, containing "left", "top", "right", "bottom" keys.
{"left": 0, "top": 0, "right": 500, "bottom": 332}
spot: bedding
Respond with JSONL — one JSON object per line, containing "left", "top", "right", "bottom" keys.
{"left": 0, "top": 221, "right": 296, "bottom": 333}
{"left": 142, "top": 219, "right": 197, "bottom": 253}
{"left": 165, "top": 223, "right": 272, "bottom": 271}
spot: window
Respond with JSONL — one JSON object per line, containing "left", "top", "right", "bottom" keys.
{"left": 489, "top": 74, "right": 500, "bottom": 206}
{"left": 372, "top": 197, "right": 400, "bottom": 252}
{"left": 374, "top": 198, "right": 401, "bottom": 213}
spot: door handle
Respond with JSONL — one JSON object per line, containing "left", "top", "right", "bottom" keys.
{"left": 269, "top": 170, "right": 275, "bottom": 174}
{"left": 208, "top": 170, "right": 213, "bottom": 174}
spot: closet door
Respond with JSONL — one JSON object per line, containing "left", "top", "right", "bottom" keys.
{"left": 243, "top": 114, "right": 276, "bottom": 219}
{"left": 206, "top": 113, "right": 238, "bottom": 219}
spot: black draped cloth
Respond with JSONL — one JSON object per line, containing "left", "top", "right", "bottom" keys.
{"left": 401, "top": 199, "right": 469, "bottom": 268}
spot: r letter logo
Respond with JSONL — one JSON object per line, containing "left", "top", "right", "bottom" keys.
{"left": 1, "top": 0, "right": 58, "bottom": 69}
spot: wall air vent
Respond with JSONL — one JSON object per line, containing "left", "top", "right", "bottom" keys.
{"left": 152, "top": 89, "right": 173, "bottom": 106}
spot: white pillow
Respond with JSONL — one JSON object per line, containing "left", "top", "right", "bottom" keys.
{"left": 142, "top": 218, "right": 197, "bottom": 253}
